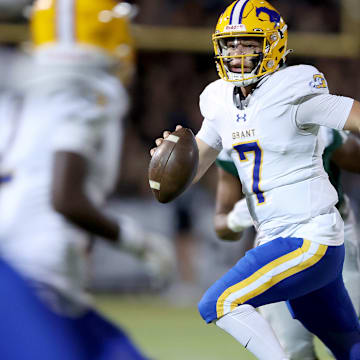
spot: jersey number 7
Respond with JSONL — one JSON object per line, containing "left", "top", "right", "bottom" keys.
{"left": 233, "top": 141, "right": 265, "bottom": 205}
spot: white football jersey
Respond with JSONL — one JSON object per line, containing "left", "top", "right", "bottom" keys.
{"left": 198, "top": 65, "right": 354, "bottom": 246}
{"left": 0, "top": 67, "right": 128, "bottom": 303}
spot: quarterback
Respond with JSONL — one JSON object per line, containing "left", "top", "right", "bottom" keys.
{"left": 151, "top": 0, "right": 360, "bottom": 359}
{"left": 215, "top": 127, "right": 360, "bottom": 360}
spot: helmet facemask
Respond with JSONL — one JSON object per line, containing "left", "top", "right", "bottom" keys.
{"left": 213, "top": 30, "right": 285, "bottom": 87}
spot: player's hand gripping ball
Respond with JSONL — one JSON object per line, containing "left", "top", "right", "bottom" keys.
{"left": 149, "top": 127, "right": 199, "bottom": 203}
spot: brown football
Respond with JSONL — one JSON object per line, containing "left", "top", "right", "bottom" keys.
{"left": 148, "top": 128, "right": 199, "bottom": 203}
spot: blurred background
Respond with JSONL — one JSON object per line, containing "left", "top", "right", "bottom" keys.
{"left": 0, "top": 0, "right": 359, "bottom": 359}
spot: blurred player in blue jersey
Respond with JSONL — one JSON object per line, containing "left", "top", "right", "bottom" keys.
{"left": 214, "top": 127, "right": 360, "bottom": 360}
{"left": 0, "top": 1, "right": 174, "bottom": 359}
{"left": 151, "top": 0, "right": 360, "bottom": 359}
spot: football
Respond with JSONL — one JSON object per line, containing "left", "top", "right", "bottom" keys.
{"left": 148, "top": 127, "right": 199, "bottom": 203}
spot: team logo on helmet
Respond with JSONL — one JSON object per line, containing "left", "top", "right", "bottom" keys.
{"left": 256, "top": 7, "right": 281, "bottom": 28}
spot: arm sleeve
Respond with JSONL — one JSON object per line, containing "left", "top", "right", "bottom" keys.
{"left": 196, "top": 83, "right": 223, "bottom": 151}
{"left": 196, "top": 118, "right": 223, "bottom": 151}
{"left": 295, "top": 94, "right": 354, "bottom": 130}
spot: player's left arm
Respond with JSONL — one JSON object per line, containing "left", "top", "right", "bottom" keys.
{"left": 331, "top": 132, "right": 360, "bottom": 173}
{"left": 343, "top": 100, "right": 360, "bottom": 133}
{"left": 296, "top": 94, "right": 360, "bottom": 135}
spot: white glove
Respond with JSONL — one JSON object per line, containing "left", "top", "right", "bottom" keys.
{"left": 117, "top": 215, "right": 176, "bottom": 282}
{"left": 142, "top": 232, "right": 176, "bottom": 286}
{"left": 226, "top": 198, "right": 254, "bottom": 233}
{"left": 117, "top": 215, "right": 147, "bottom": 256}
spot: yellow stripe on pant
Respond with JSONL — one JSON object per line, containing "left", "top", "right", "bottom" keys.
{"left": 216, "top": 239, "right": 327, "bottom": 318}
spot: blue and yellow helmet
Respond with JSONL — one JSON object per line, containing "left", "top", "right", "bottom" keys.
{"left": 213, "top": 0, "right": 288, "bottom": 86}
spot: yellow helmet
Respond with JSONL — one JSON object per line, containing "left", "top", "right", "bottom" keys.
{"left": 213, "top": 0, "right": 288, "bottom": 87}
{"left": 30, "top": 0, "right": 135, "bottom": 70}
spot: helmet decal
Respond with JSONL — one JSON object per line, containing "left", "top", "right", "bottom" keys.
{"left": 255, "top": 7, "right": 280, "bottom": 28}
{"left": 230, "top": 0, "right": 250, "bottom": 25}
{"left": 56, "top": 0, "right": 75, "bottom": 44}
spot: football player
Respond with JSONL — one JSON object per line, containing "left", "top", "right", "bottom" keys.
{"left": 0, "top": 1, "right": 173, "bottom": 359}
{"left": 215, "top": 128, "right": 360, "bottom": 360}
{"left": 150, "top": 0, "right": 360, "bottom": 359}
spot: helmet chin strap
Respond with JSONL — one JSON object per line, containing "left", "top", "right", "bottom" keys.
{"left": 233, "top": 76, "right": 260, "bottom": 87}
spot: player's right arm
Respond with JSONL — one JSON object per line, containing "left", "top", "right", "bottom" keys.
{"left": 193, "top": 137, "right": 219, "bottom": 183}
{"left": 149, "top": 82, "right": 223, "bottom": 185}
{"left": 150, "top": 126, "right": 219, "bottom": 184}
{"left": 193, "top": 80, "right": 224, "bottom": 182}
{"left": 50, "top": 86, "right": 147, "bottom": 256}
{"left": 51, "top": 151, "right": 151, "bottom": 257}
{"left": 51, "top": 151, "right": 119, "bottom": 241}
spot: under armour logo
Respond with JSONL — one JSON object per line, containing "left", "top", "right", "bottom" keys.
{"left": 236, "top": 114, "right": 247, "bottom": 122}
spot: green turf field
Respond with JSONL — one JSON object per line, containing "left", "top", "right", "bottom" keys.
{"left": 95, "top": 294, "right": 334, "bottom": 360}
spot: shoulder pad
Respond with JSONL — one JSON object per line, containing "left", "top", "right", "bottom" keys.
{"left": 262, "top": 65, "right": 329, "bottom": 106}
{"left": 282, "top": 65, "right": 329, "bottom": 98}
